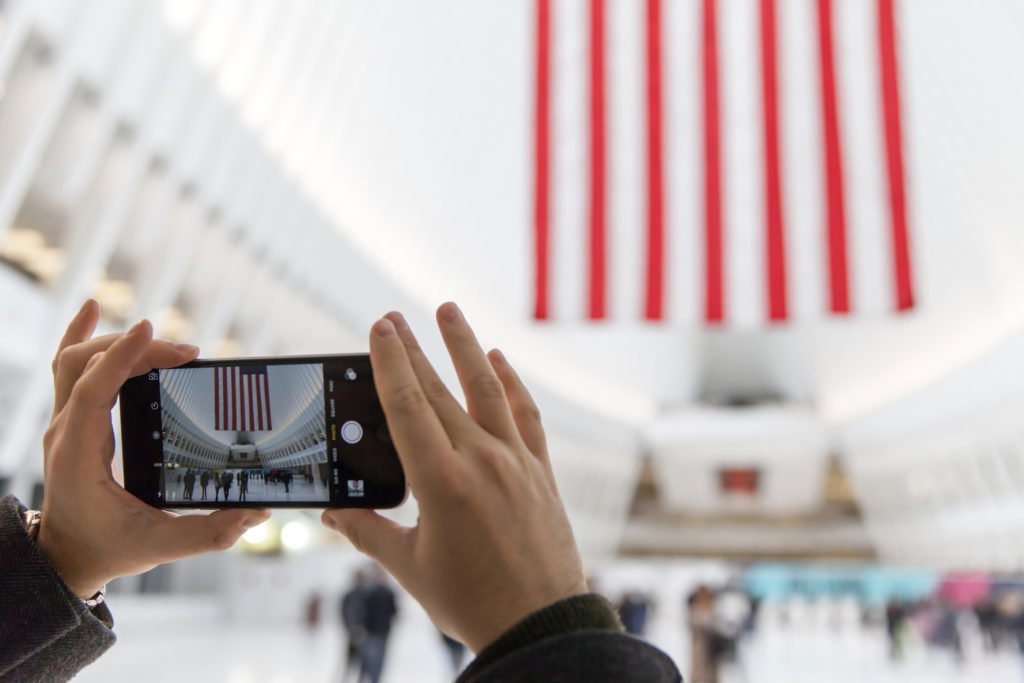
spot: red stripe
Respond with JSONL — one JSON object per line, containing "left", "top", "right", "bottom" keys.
{"left": 263, "top": 373, "right": 272, "bottom": 430}
{"left": 214, "top": 366, "right": 220, "bottom": 430}
{"left": 877, "top": 0, "right": 913, "bottom": 311}
{"left": 588, "top": 0, "right": 607, "bottom": 319}
{"left": 230, "top": 366, "right": 237, "bottom": 431}
{"left": 645, "top": 0, "right": 665, "bottom": 321}
{"left": 247, "top": 374, "right": 255, "bottom": 431}
{"left": 761, "top": 0, "right": 788, "bottom": 321}
{"left": 703, "top": 0, "right": 723, "bottom": 323}
{"left": 533, "top": 0, "right": 551, "bottom": 320}
{"left": 816, "top": 0, "right": 850, "bottom": 313}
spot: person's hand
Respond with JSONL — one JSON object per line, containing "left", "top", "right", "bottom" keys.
{"left": 322, "top": 303, "right": 587, "bottom": 652}
{"left": 35, "top": 300, "right": 270, "bottom": 600}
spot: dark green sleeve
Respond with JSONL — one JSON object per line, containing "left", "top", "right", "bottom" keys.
{"left": 457, "top": 593, "right": 680, "bottom": 682}
{"left": 0, "top": 495, "right": 116, "bottom": 682}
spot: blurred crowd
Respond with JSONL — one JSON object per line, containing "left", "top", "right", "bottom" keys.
{"left": 304, "top": 564, "right": 1024, "bottom": 683}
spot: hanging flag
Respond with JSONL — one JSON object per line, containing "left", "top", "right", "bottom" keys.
{"left": 214, "top": 365, "right": 273, "bottom": 431}
{"left": 532, "top": 0, "right": 914, "bottom": 325}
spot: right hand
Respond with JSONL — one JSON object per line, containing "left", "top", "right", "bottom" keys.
{"left": 36, "top": 300, "right": 270, "bottom": 600}
{"left": 322, "top": 303, "right": 587, "bottom": 652}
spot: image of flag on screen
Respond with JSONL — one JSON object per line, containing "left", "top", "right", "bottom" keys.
{"left": 214, "top": 365, "right": 273, "bottom": 431}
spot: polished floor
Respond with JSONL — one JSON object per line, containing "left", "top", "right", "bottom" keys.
{"left": 73, "top": 592, "right": 1023, "bottom": 683}
{"left": 166, "top": 473, "right": 330, "bottom": 504}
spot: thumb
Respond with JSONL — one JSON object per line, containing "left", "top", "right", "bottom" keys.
{"left": 149, "top": 508, "right": 271, "bottom": 560}
{"left": 322, "top": 509, "right": 412, "bottom": 571}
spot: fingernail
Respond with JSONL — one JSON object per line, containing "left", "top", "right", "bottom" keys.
{"left": 374, "top": 318, "right": 396, "bottom": 338}
{"left": 241, "top": 515, "right": 265, "bottom": 529}
{"left": 175, "top": 343, "right": 199, "bottom": 354}
{"left": 439, "top": 302, "right": 463, "bottom": 323}
{"left": 322, "top": 514, "right": 337, "bottom": 531}
{"left": 386, "top": 311, "right": 410, "bottom": 332}
{"left": 490, "top": 348, "right": 506, "bottom": 364}
{"left": 130, "top": 319, "right": 149, "bottom": 334}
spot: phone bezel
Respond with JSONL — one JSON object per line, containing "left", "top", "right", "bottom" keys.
{"left": 119, "top": 353, "right": 406, "bottom": 510}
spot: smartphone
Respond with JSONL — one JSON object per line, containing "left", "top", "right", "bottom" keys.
{"left": 118, "top": 354, "right": 406, "bottom": 509}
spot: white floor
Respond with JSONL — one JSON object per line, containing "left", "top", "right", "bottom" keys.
{"left": 73, "top": 592, "right": 1024, "bottom": 683}
{"left": 168, "top": 474, "right": 329, "bottom": 504}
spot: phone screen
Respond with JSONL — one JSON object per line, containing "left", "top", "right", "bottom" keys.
{"left": 119, "top": 355, "right": 405, "bottom": 509}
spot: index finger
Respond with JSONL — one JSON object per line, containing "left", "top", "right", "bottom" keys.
{"left": 68, "top": 320, "right": 154, "bottom": 420}
{"left": 369, "top": 318, "right": 454, "bottom": 489}
{"left": 53, "top": 335, "right": 198, "bottom": 417}
{"left": 51, "top": 299, "right": 100, "bottom": 416}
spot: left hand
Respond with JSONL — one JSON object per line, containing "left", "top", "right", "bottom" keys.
{"left": 35, "top": 300, "right": 270, "bottom": 600}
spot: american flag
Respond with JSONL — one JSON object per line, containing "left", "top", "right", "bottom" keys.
{"left": 532, "top": 0, "right": 914, "bottom": 325}
{"left": 214, "top": 366, "right": 273, "bottom": 431}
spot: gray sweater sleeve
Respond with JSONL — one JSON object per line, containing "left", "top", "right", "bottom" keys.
{"left": 0, "top": 495, "right": 116, "bottom": 682}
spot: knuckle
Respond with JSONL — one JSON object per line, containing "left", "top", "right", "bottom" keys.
{"left": 340, "top": 521, "right": 368, "bottom": 554}
{"left": 53, "top": 347, "right": 76, "bottom": 375}
{"left": 69, "top": 380, "right": 94, "bottom": 405}
{"left": 439, "top": 473, "right": 471, "bottom": 506}
{"left": 42, "top": 424, "right": 60, "bottom": 447}
{"left": 83, "top": 352, "right": 104, "bottom": 373}
{"left": 518, "top": 401, "right": 543, "bottom": 426}
{"left": 468, "top": 372, "right": 505, "bottom": 402}
{"left": 210, "top": 531, "right": 237, "bottom": 552}
{"left": 421, "top": 378, "right": 451, "bottom": 404}
{"left": 389, "top": 382, "right": 431, "bottom": 418}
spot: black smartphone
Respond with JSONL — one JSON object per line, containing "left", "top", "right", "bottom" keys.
{"left": 118, "top": 354, "right": 406, "bottom": 509}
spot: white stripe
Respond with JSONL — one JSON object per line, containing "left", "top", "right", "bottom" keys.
{"left": 836, "top": 0, "right": 891, "bottom": 315}
{"left": 607, "top": 0, "right": 644, "bottom": 320}
{"left": 241, "top": 372, "right": 250, "bottom": 431}
{"left": 720, "top": 0, "right": 765, "bottom": 327}
{"left": 664, "top": 0, "right": 702, "bottom": 325}
{"left": 780, "top": 0, "right": 826, "bottom": 320}
{"left": 224, "top": 368, "right": 233, "bottom": 430}
{"left": 552, "top": 0, "right": 588, "bottom": 320}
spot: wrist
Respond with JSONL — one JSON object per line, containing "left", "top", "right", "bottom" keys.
{"left": 34, "top": 517, "right": 108, "bottom": 601}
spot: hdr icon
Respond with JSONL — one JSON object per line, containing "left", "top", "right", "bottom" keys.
{"left": 347, "top": 480, "right": 365, "bottom": 497}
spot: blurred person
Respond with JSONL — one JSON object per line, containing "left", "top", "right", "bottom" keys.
{"left": 973, "top": 598, "right": 997, "bottom": 652}
{"left": 199, "top": 469, "right": 211, "bottom": 500}
{"left": 885, "top": 599, "right": 906, "bottom": 660}
{"left": 359, "top": 566, "right": 397, "bottom": 683}
{"left": 338, "top": 569, "right": 369, "bottom": 683}
{"left": 997, "top": 589, "right": 1024, "bottom": 652}
{"left": 183, "top": 468, "right": 196, "bottom": 501}
{"left": 931, "top": 599, "right": 964, "bottom": 663}
{"left": 321, "top": 304, "right": 681, "bottom": 681}
{"left": 304, "top": 591, "right": 322, "bottom": 632}
{"left": 222, "top": 470, "right": 234, "bottom": 500}
{"left": 687, "top": 585, "right": 725, "bottom": 683}
{"left": 0, "top": 300, "right": 269, "bottom": 681}
{"left": 214, "top": 470, "right": 224, "bottom": 502}
{"left": 616, "top": 590, "right": 653, "bottom": 637}
{"left": 238, "top": 470, "right": 249, "bottom": 502}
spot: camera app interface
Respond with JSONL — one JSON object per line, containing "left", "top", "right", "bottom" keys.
{"left": 158, "top": 363, "right": 330, "bottom": 504}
